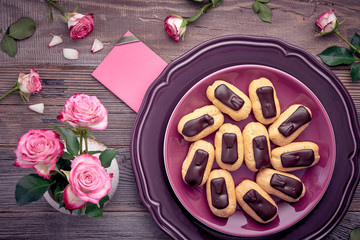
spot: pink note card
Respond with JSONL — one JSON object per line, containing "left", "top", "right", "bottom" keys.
{"left": 92, "top": 31, "right": 168, "bottom": 112}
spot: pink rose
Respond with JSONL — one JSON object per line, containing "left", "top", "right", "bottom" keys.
{"left": 17, "top": 69, "right": 42, "bottom": 94}
{"left": 63, "top": 154, "right": 111, "bottom": 209}
{"left": 67, "top": 13, "right": 94, "bottom": 40}
{"left": 164, "top": 15, "right": 187, "bottom": 42}
{"left": 57, "top": 93, "right": 108, "bottom": 130}
{"left": 14, "top": 129, "right": 64, "bottom": 179}
{"left": 316, "top": 9, "right": 338, "bottom": 36}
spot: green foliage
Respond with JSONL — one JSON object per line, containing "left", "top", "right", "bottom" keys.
{"left": 15, "top": 174, "right": 50, "bottom": 206}
{"left": 8, "top": 17, "right": 36, "bottom": 40}
{"left": 99, "top": 149, "right": 119, "bottom": 168}
{"left": 1, "top": 36, "right": 17, "bottom": 57}
{"left": 50, "top": 126, "right": 80, "bottom": 156}
{"left": 85, "top": 196, "right": 110, "bottom": 218}
{"left": 350, "top": 227, "right": 360, "bottom": 240}
{"left": 318, "top": 46, "right": 355, "bottom": 66}
{"left": 351, "top": 32, "right": 360, "bottom": 58}
{"left": 252, "top": 0, "right": 272, "bottom": 23}
{"left": 351, "top": 62, "right": 360, "bottom": 82}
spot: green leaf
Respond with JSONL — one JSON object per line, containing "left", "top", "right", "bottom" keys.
{"left": 85, "top": 195, "right": 109, "bottom": 218}
{"left": 252, "top": 1, "right": 260, "bottom": 13}
{"left": 49, "top": 2, "right": 53, "bottom": 21}
{"left": 54, "top": 184, "right": 65, "bottom": 202}
{"left": 257, "top": 3, "right": 272, "bottom": 23}
{"left": 50, "top": 126, "right": 79, "bottom": 156}
{"left": 99, "top": 149, "right": 119, "bottom": 168}
{"left": 351, "top": 62, "right": 360, "bottom": 82}
{"left": 211, "top": 0, "right": 224, "bottom": 8}
{"left": 61, "top": 152, "right": 74, "bottom": 160}
{"left": 318, "top": 46, "right": 355, "bottom": 66}
{"left": 56, "top": 156, "right": 72, "bottom": 171}
{"left": 58, "top": 192, "right": 66, "bottom": 209}
{"left": 350, "top": 227, "right": 360, "bottom": 240}
{"left": 350, "top": 32, "right": 360, "bottom": 58}
{"left": 75, "top": 208, "right": 83, "bottom": 216}
{"left": 1, "top": 36, "right": 17, "bottom": 57}
{"left": 258, "top": 0, "right": 271, "bottom": 3}
{"left": 15, "top": 174, "right": 50, "bottom": 206}
{"left": 8, "top": 17, "right": 36, "bottom": 40}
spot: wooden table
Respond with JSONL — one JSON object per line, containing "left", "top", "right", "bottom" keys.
{"left": 1, "top": 1, "right": 359, "bottom": 239}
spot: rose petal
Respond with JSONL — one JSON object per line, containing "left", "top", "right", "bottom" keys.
{"left": 63, "top": 185, "right": 87, "bottom": 210}
{"left": 28, "top": 103, "right": 44, "bottom": 114}
{"left": 63, "top": 48, "right": 79, "bottom": 60}
{"left": 33, "top": 162, "right": 56, "bottom": 180}
{"left": 91, "top": 39, "right": 104, "bottom": 53}
{"left": 71, "top": 154, "right": 102, "bottom": 170}
{"left": 48, "top": 35, "right": 63, "bottom": 47}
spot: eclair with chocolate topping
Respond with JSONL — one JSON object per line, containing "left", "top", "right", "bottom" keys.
{"left": 214, "top": 123, "right": 244, "bottom": 171}
{"left": 178, "top": 105, "right": 224, "bottom": 142}
{"left": 243, "top": 122, "right": 271, "bottom": 172}
{"left": 256, "top": 168, "right": 306, "bottom": 202}
{"left": 206, "top": 169, "right": 236, "bottom": 218}
{"left": 268, "top": 104, "right": 312, "bottom": 146}
{"left": 248, "top": 78, "right": 281, "bottom": 125}
{"left": 206, "top": 80, "right": 252, "bottom": 121}
{"left": 181, "top": 140, "right": 215, "bottom": 187}
{"left": 270, "top": 141, "right": 320, "bottom": 172}
{"left": 236, "top": 179, "right": 278, "bottom": 224}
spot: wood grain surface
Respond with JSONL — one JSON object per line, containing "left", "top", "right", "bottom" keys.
{"left": 0, "top": 0, "right": 360, "bottom": 239}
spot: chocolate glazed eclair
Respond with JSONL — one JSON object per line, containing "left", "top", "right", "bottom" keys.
{"left": 181, "top": 140, "right": 215, "bottom": 187}
{"left": 235, "top": 180, "right": 278, "bottom": 224}
{"left": 206, "top": 80, "right": 252, "bottom": 121}
{"left": 256, "top": 168, "right": 306, "bottom": 202}
{"left": 178, "top": 105, "right": 224, "bottom": 142}
{"left": 243, "top": 122, "right": 271, "bottom": 172}
{"left": 268, "top": 104, "right": 312, "bottom": 146}
{"left": 249, "top": 78, "right": 281, "bottom": 125}
{"left": 271, "top": 141, "right": 320, "bottom": 172}
{"left": 206, "top": 169, "right": 236, "bottom": 218}
{"left": 214, "top": 123, "right": 244, "bottom": 171}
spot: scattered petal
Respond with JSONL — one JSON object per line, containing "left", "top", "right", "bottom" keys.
{"left": 63, "top": 48, "right": 79, "bottom": 60}
{"left": 48, "top": 35, "right": 63, "bottom": 47}
{"left": 91, "top": 39, "right": 104, "bottom": 53}
{"left": 28, "top": 103, "right": 44, "bottom": 114}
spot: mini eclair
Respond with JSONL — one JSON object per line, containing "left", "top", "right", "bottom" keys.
{"left": 206, "top": 80, "right": 252, "bottom": 121}
{"left": 178, "top": 105, "right": 224, "bottom": 142}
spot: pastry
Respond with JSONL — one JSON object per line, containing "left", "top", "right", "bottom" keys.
{"left": 181, "top": 140, "right": 215, "bottom": 186}
{"left": 206, "top": 169, "right": 236, "bottom": 218}
{"left": 235, "top": 179, "right": 278, "bottom": 224}
{"left": 214, "top": 123, "right": 244, "bottom": 171}
{"left": 268, "top": 104, "right": 312, "bottom": 146}
{"left": 243, "top": 122, "right": 271, "bottom": 172}
{"left": 270, "top": 141, "right": 320, "bottom": 172}
{"left": 206, "top": 80, "right": 251, "bottom": 121}
{"left": 178, "top": 105, "right": 224, "bottom": 142}
{"left": 248, "top": 77, "right": 280, "bottom": 125}
{"left": 256, "top": 168, "right": 306, "bottom": 202}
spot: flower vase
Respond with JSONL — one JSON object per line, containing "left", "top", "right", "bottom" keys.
{"left": 43, "top": 139, "right": 119, "bottom": 214}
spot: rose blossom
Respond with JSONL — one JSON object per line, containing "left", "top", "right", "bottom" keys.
{"left": 57, "top": 93, "right": 108, "bottom": 130}
{"left": 316, "top": 9, "right": 338, "bottom": 35}
{"left": 67, "top": 13, "right": 94, "bottom": 39}
{"left": 164, "top": 15, "right": 187, "bottom": 42}
{"left": 14, "top": 129, "right": 64, "bottom": 179}
{"left": 17, "top": 69, "right": 42, "bottom": 94}
{"left": 63, "top": 154, "right": 111, "bottom": 209}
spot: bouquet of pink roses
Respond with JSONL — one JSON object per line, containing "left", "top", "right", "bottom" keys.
{"left": 14, "top": 93, "right": 118, "bottom": 218}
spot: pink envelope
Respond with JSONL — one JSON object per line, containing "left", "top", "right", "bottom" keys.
{"left": 92, "top": 31, "right": 168, "bottom": 112}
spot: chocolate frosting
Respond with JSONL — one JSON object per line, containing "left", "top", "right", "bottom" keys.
{"left": 184, "top": 149, "right": 209, "bottom": 186}
{"left": 211, "top": 177, "right": 229, "bottom": 209}
{"left": 243, "top": 189, "right": 277, "bottom": 221}
{"left": 221, "top": 133, "right": 238, "bottom": 164}
{"left": 270, "top": 173, "right": 303, "bottom": 199}
{"left": 253, "top": 135, "right": 270, "bottom": 169}
{"left": 256, "top": 86, "right": 277, "bottom": 118}
{"left": 214, "top": 84, "right": 244, "bottom": 110}
{"left": 281, "top": 149, "right": 315, "bottom": 167}
{"left": 182, "top": 114, "right": 214, "bottom": 137}
{"left": 278, "top": 106, "right": 311, "bottom": 137}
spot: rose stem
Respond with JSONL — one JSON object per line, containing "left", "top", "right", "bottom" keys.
{"left": 334, "top": 29, "right": 360, "bottom": 53}
{"left": 45, "top": 0, "right": 68, "bottom": 14}
{"left": 0, "top": 87, "right": 18, "bottom": 101}
{"left": 79, "top": 130, "right": 83, "bottom": 154}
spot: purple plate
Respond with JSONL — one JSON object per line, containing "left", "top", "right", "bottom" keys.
{"left": 131, "top": 35, "right": 360, "bottom": 239}
{"left": 163, "top": 65, "right": 335, "bottom": 237}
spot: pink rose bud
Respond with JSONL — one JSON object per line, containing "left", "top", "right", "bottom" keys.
{"left": 17, "top": 69, "right": 42, "bottom": 95}
{"left": 13, "top": 129, "right": 64, "bottom": 179}
{"left": 164, "top": 15, "right": 187, "bottom": 42}
{"left": 67, "top": 13, "right": 94, "bottom": 40}
{"left": 57, "top": 93, "right": 108, "bottom": 130}
{"left": 316, "top": 9, "right": 338, "bottom": 36}
{"left": 63, "top": 154, "right": 111, "bottom": 209}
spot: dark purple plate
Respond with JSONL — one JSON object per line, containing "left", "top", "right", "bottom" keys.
{"left": 163, "top": 65, "right": 335, "bottom": 237}
{"left": 131, "top": 35, "right": 360, "bottom": 239}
